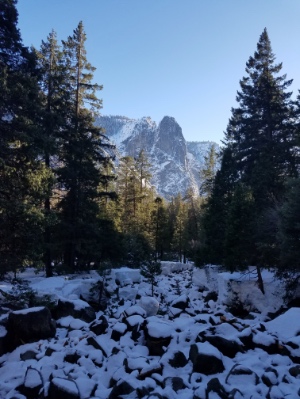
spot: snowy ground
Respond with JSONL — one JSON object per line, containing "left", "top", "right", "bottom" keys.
{"left": 0, "top": 263, "right": 300, "bottom": 399}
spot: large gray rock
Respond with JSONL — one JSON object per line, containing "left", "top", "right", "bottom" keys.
{"left": 7, "top": 306, "right": 55, "bottom": 350}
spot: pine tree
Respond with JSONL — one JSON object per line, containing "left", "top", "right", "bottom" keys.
{"left": 0, "top": 0, "right": 51, "bottom": 275}
{"left": 57, "top": 21, "right": 113, "bottom": 270}
{"left": 225, "top": 29, "right": 297, "bottom": 206}
{"left": 206, "top": 28, "right": 298, "bottom": 269}
{"left": 200, "top": 144, "right": 219, "bottom": 197}
{"left": 278, "top": 178, "right": 300, "bottom": 273}
{"left": 35, "top": 30, "right": 66, "bottom": 276}
{"left": 198, "top": 147, "right": 237, "bottom": 265}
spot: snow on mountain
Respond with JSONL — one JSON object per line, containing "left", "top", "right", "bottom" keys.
{"left": 96, "top": 115, "right": 219, "bottom": 198}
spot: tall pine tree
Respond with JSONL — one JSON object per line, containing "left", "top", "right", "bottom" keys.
{"left": 0, "top": 0, "right": 51, "bottom": 275}
{"left": 57, "top": 21, "right": 113, "bottom": 270}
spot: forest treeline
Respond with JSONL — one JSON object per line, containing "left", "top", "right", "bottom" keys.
{"left": 1, "top": 1, "right": 300, "bottom": 280}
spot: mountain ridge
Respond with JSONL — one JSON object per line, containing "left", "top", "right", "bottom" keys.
{"left": 96, "top": 115, "right": 219, "bottom": 198}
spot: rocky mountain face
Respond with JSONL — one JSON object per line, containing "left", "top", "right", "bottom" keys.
{"left": 96, "top": 115, "right": 218, "bottom": 198}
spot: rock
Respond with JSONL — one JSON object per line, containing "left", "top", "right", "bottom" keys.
{"left": 108, "top": 380, "right": 135, "bottom": 399}
{"left": 228, "top": 388, "right": 244, "bottom": 398}
{"left": 205, "top": 377, "right": 228, "bottom": 399}
{"left": 6, "top": 306, "right": 55, "bottom": 350}
{"left": 261, "top": 367, "right": 279, "bottom": 387}
{"left": 164, "top": 376, "right": 186, "bottom": 392}
{"left": 17, "top": 367, "right": 43, "bottom": 399}
{"left": 0, "top": 325, "right": 7, "bottom": 356}
{"left": 20, "top": 350, "right": 37, "bottom": 361}
{"left": 124, "top": 315, "right": 145, "bottom": 331}
{"left": 204, "top": 291, "right": 218, "bottom": 303}
{"left": 90, "top": 315, "right": 108, "bottom": 335}
{"left": 52, "top": 299, "right": 96, "bottom": 322}
{"left": 139, "top": 297, "right": 159, "bottom": 317}
{"left": 189, "top": 343, "right": 225, "bottom": 375}
{"left": 48, "top": 377, "right": 80, "bottom": 399}
{"left": 169, "top": 351, "right": 188, "bottom": 368}
{"left": 145, "top": 319, "right": 172, "bottom": 356}
{"left": 118, "top": 287, "right": 138, "bottom": 301}
{"left": 225, "top": 364, "right": 259, "bottom": 386}
{"left": 170, "top": 294, "right": 189, "bottom": 310}
{"left": 124, "top": 305, "right": 147, "bottom": 318}
{"left": 111, "top": 322, "right": 127, "bottom": 341}
{"left": 266, "top": 386, "right": 285, "bottom": 399}
{"left": 289, "top": 365, "right": 300, "bottom": 377}
{"left": 64, "top": 351, "right": 81, "bottom": 364}
{"left": 204, "top": 335, "right": 244, "bottom": 358}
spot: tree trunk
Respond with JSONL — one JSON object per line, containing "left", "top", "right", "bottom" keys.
{"left": 256, "top": 265, "right": 265, "bottom": 294}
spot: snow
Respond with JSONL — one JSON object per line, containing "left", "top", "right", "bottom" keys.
{"left": 265, "top": 307, "right": 300, "bottom": 340}
{"left": 0, "top": 265, "right": 300, "bottom": 399}
{"left": 12, "top": 306, "right": 44, "bottom": 315}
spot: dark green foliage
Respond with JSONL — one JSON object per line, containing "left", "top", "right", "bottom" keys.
{"left": 140, "top": 257, "right": 162, "bottom": 296}
{"left": 0, "top": 0, "right": 51, "bottom": 275}
{"left": 53, "top": 21, "right": 115, "bottom": 270}
{"left": 196, "top": 147, "right": 237, "bottom": 265}
{"left": 121, "top": 233, "right": 153, "bottom": 268}
{"left": 278, "top": 179, "right": 300, "bottom": 272}
{"left": 200, "top": 144, "right": 219, "bottom": 196}
{"left": 223, "top": 183, "right": 255, "bottom": 271}
{"left": 200, "top": 29, "right": 298, "bottom": 274}
{"left": 0, "top": 279, "right": 56, "bottom": 310}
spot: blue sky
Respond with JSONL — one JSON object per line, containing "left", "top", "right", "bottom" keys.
{"left": 16, "top": 0, "right": 300, "bottom": 144}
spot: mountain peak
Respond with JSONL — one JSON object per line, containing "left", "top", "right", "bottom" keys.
{"left": 97, "top": 115, "right": 218, "bottom": 198}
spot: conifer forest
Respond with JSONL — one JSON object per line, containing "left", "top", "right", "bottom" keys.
{"left": 1, "top": 0, "right": 300, "bottom": 285}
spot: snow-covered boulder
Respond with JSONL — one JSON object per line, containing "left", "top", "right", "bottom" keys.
{"left": 189, "top": 342, "right": 225, "bottom": 375}
{"left": 52, "top": 298, "right": 96, "bottom": 322}
{"left": 112, "top": 267, "right": 141, "bottom": 286}
{"left": 138, "top": 296, "right": 159, "bottom": 317}
{"left": 6, "top": 306, "right": 56, "bottom": 351}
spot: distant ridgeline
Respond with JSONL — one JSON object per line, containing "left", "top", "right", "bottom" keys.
{"left": 96, "top": 115, "right": 219, "bottom": 198}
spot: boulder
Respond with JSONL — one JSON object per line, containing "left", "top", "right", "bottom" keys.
{"left": 189, "top": 343, "right": 225, "bottom": 375}
{"left": 90, "top": 315, "right": 108, "bottom": 335}
{"left": 6, "top": 306, "right": 55, "bottom": 350}
{"left": 139, "top": 297, "right": 159, "bottom": 317}
{"left": 145, "top": 319, "right": 172, "bottom": 356}
{"left": 108, "top": 380, "right": 135, "bottom": 399}
{"left": 48, "top": 377, "right": 80, "bottom": 399}
{"left": 17, "top": 367, "right": 43, "bottom": 399}
{"left": 225, "top": 364, "right": 259, "bottom": 386}
{"left": 205, "top": 378, "right": 228, "bottom": 399}
{"left": 111, "top": 322, "right": 127, "bottom": 341}
{"left": 204, "top": 335, "right": 244, "bottom": 358}
{"left": 169, "top": 351, "right": 188, "bottom": 368}
{"left": 164, "top": 376, "right": 186, "bottom": 392}
{"left": 52, "top": 299, "right": 95, "bottom": 322}
{"left": 170, "top": 294, "right": 189, "bottom": 310}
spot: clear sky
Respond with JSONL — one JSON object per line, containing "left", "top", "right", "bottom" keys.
{"left": 16, "top": 0, "right": 300, "bottom": 144}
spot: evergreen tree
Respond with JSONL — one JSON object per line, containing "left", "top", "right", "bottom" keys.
{"left": 197, "top": 147, "right": 237, "bottom": 265}
{"left": 225, "top": 29, "right": 297, "bottom": 204}
{"left": 35, "top": 30, "right": 66, "bottom": 276}
{"left": 278, "top": 178, "right": 300, "bottom": 273}
{"left": 140, "top": 257, "right": 162, "bottom": 296}
{"left": 0, "top": 0, "right": 51, "bottom": 275}
{"left": 201, "top": 29, "right": 297, "bottom": 270}
{"left": 200, "top": 144, "right": 219, "bottom": 196}
{"left": 223, "top": 183, "right": 255, "bottom": 271}
{"left": 57, "top": 21, "right": 113, "bottom": 270}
